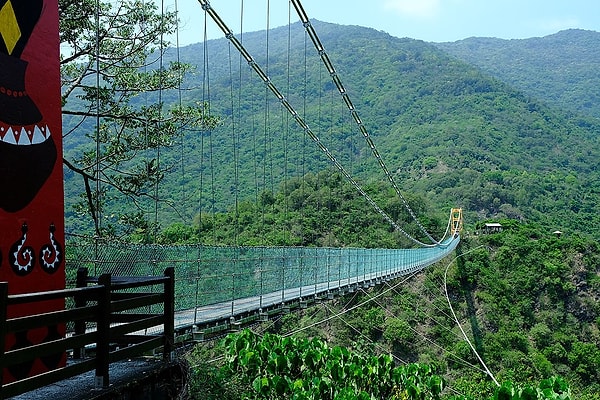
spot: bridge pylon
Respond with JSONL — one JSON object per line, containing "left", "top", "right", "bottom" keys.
{"left": 451, "top": 208, "right": 463, "bottom": 235}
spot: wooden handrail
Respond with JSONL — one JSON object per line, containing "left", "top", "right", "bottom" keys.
{"left": 0, "top": 267, "right": 175, "bottom": 399}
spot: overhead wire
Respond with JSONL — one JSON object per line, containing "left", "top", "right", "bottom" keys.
{"left": 281, "top": 272, "right": 416, "bottom": 337}
{"left": 174, "top": 0, "right": 188, "bottom": 221}
{"left": 360, "top": 287, "right": 484, "bottom": 373}
{"left": 443, "top": 246, "right": 500, "bottom": 387}
{"left": 268, "top": 268, "right": 484, "bottom": 383}
{"left": 380, "top": 279, "right": 463, "bottom": 341}
{"left": 317, "top": 298, "right": 481, "bottom": 399}
{"left": 320, "top": 297, "right": 409, "bottom": 365}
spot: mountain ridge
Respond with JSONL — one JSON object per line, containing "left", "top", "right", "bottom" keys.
{"left": 435, "top": 28, "right": 600, "bottom": 117}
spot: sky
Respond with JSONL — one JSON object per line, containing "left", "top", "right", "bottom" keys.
{"left": 169, "top": 0, "right": 600, "bottom": 46}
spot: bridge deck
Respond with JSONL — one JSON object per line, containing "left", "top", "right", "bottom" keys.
{"left": 172, "top": 263, "right": 427, "bottom": 339}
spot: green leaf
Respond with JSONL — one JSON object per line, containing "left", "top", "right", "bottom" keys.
{"left": 252, "top": 376, "right": 270, "bottom": 394}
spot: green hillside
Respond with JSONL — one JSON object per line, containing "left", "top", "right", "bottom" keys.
{"left": 184, "top": 216, "right": 600, "bottom": 398}
{"left": 435, "top": 29, "right": 600, "bottom": 118}
{"left": 63, "top": 22, "right": 600, "bottom": 239}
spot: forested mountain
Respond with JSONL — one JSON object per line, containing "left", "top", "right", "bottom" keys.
{"left": 63, "top": 22, "right": 600, "bottom": 239}
{"left": 435, "top": 29, "right": 600, "bottom": 118}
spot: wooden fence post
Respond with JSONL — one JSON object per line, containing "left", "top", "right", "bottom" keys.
{"left": 0, "top": 282, "right": 8, "bottom": 399}
{"left": 73, "top": 268, "right": 88, "bottom": 359}
{"left": 163, "top": 267, "right": 175, "bottom": 362}
{"left": 96, "top": 273, "right": 111, "bottom": 388}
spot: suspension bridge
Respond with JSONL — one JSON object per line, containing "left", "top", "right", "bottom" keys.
{"left": 63, "top": 0, "right": 464, "bottom": 335}
{"left": 66, "top": 229, "right": 461, "bottom": 338}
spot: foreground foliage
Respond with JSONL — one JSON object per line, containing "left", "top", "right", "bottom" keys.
{"left": 60, "top": 0, "right": 219, "bottom": 236}
{"left": 186, "top": 330, "right": 571, "bottom": 399}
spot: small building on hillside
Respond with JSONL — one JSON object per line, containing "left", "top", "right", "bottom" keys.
{"left": 484, "top": 223, "right": 503, "bottom": 234}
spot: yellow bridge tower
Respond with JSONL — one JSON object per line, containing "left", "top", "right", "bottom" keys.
{"left": 451, "top": 208, "right": 463, "bottom": 235}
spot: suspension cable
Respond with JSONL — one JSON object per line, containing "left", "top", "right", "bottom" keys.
{"left": 174, "top": 0, "right": 187, "bottom": 220}
{"left": 197, "top": 0, "right": 434, "bottom": 247}
{"left": 153, "top": 0, "right": 166, "bottom": 244}
{"left": 289, "top": 0, "right": 440, "bottom": 245}
{"left": 444, "top": 246, "right": 500, "bottom": 387}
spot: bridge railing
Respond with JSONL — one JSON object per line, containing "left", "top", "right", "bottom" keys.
{"left": 65, "top": 237, "right": 459, "bottom": 326}
{"left": 0, "top": 267, "right": 174, "bottom": 399}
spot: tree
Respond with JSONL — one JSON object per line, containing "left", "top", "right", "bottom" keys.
{"left": 59, "top": 0, "right": 219, "bottom": 238}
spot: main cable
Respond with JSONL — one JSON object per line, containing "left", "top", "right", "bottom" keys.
{"left": 290, "top": 0, "right": 440, "bottom": 245}
{"left": 197, "top": 0, "right": 434, "bottom": 247}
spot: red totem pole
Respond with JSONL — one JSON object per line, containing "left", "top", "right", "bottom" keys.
{"left": 0, "top": 0, "right": 65, "bottom": 382}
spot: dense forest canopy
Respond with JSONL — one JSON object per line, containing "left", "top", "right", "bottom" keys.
{"left": 435, "top": 29, "right": 600, "bottom": 119}
{"left": 62, "top": 22, "right": 600, "bottom": 240}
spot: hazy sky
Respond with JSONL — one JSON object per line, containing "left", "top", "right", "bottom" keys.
{"left": 170, "top": 0, "right": 600, "bottom": 46}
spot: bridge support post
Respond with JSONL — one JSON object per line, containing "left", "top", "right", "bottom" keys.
{"left": 95, "top": 273, "right": 111, "bottom": 389}
{"left": 259, "top": 310, "right": 269, "bottom": 322}
{"left": 192, "top": 326, "right": 205, "bottom": 342}
{"left": 229, "top": 316, "right": 241, "bottom": 332}
{"left": 73, "top": 268, "right": 89, "bottom": 359}
{"left": 163, "top": 267, "right": 175, "bottom": 362}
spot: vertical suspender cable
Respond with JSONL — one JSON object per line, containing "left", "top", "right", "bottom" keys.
{"left": 93, "top": 0, "right": 101, "bottom": 274}
{"left": 228, "top": 42, "right": 239, "bottom": 245}
{"left": 228, "top": 11, "right": 239, "bottom": 314}
{"left": 249, "top": 5, "right": 258, "bottom": 206}
{"left": 266, "top": 0, "right": 275, "bottom": 218}
{"left": 260, "top": 0, "right": 269, "bottom": 241}
{"left": 195, "top": 8, "right": 211, "bottom": 322}
{"left": 141, "top": 0, "right": 152, "bottom": 241}
{"left": 289, "top": 0, "right": 440, "bottom": 245}
{"left": 153, "top": 0, "right": 166, "bottom": 245}
{"left": 283, "top": 1, "right": 292, "bottom": 245}
{"left": 325, "top": 63, "right": 333, "bottom": 247}
{"left": 196, "top": 0, "right": 434, "bottom": 247}
{"left": 301, "top": 25, "right": 308, "bottom": 245}
{"left": 228, "top": 37, "right": 239, "bottom": 312}
{"left": 297, "top": 3, "right": 309, "bottom": 295}
{"left": 174, "top": 0, "right": 187, "bottom": 220}
{"left": 207, "top": 32, "right": 216, "bottom": 245}
{"left": 94, "top": 0, "right": 101, "bottom": 235}
{"left": 199, "top": 11, "right": 206, "bottom": 236}
{"left": 198, "top": 3, "right": 216, "bottom": 244}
